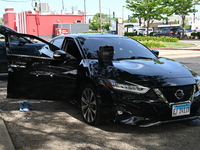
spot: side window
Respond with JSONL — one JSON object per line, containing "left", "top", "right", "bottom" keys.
{"left": 9, "top": 36, "right": 20, "bottom": 42}
{"left": 65, "top": 39, "right": 82, "bottom": 62}
{"left": 51, "top": 37, "right": 64, "bottom": 48}
{"left": 0, "top": 34, "right": 5, "bottom": 47}
{"left": 6, "top": 34, "right": 45, "bottom": 56}
{"left": 39, "top": 45, "right": 53, "bottom": 58}
{"left": 163, "top": 29, "right": 168, "bottom": 33}
{"left": 0, "top": 34, "right": 6, "bottom": 65}
{"left": 9, "top": 35, "right": 29, "bottom": 43}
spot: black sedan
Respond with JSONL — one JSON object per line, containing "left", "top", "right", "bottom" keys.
{"left": 2, "top": 25, "right": 200, "bottom": 127}
{"left": 153, "top": 27, "right": 183, "bottom": 38}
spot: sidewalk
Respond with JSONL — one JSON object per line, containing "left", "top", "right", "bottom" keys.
{"left": 155, "top": 39, "right": 200, "bottom": 58}
{"left": 159, "top": 49, "right": 200, "bottom": 58}
{"left": 0, "top": 116, "right": 15, "bottom": 150}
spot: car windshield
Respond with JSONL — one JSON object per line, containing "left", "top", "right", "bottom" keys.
{"left": 81, "top": 37, "right": 156, "bottom": 60}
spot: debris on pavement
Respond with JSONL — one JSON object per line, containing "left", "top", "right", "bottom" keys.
{"left": 19, "top": 101, "right": 33, "bottom": 112}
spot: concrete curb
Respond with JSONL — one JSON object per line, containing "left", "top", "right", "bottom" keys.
{"left": 153, "top": 48, "right": 200, "bottom": 51}
{"left": 160, "top": 50, "right": 200, "bottom": 58}
{"left": 0, "top": 117, "right": 15, "bottom": 150}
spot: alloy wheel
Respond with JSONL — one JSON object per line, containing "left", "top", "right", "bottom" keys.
{"left": 81, "top": 87, "right": 97, "bottom": 123}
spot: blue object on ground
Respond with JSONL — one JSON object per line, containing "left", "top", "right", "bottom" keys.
{"left": 19, "top": 101, "right": 33, "bottom": 112}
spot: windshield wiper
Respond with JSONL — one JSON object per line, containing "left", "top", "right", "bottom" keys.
{"left": 114, "top": 56, "right": 154, "bottom": 61}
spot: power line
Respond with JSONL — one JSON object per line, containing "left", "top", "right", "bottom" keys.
{"left": 1, "top": 0, "right": 31, "bottom": 2}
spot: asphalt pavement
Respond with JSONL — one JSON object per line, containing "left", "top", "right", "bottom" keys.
{"left": 0, "top": 39, "right": 200, "bottom": 150}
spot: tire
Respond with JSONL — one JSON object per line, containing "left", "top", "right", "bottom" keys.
{"left": 184, "top": 35, "right": 188, "bottom": 39}
{"left": 80, "top": 83, "right": 102, "bottom": 126}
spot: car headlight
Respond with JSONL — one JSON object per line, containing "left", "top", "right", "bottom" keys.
{"left": 195, "top": 75, "right": 200, "bottom": 90}
{"left": 104, "top": 80, "right": 150, "bottom": 94}
{"left": 197, "top": 81, "right": 200, "bottom": 90}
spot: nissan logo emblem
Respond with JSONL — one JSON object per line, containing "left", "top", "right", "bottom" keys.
{"left": 175, "top": 89, "right": 184, "bottom": 99}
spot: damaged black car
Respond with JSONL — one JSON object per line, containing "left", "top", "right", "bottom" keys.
{"left": 1, "top": 25, "right": 200, "bottom": 127}
{"left": 0, "top": 25, "right": 45, "bottom": 74}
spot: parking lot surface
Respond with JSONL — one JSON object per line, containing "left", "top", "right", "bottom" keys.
{"left": 1, "top": 79, "right": 200, "bottom": 150}
{"left": 1, "top": 39, "right": 200, "bottom": 150}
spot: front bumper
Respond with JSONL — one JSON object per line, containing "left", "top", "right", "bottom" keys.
{"left": 112, "top": 89, "right": 200, "bottom": 127}
{"left": 139, "top": 116, "right": 200, "bottom": 127}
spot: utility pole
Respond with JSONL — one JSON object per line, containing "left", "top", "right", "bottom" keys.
{"left": 34, "top": 0, "right": 39, "bottom": 11}
{"left": 109, "top": 8, "right": 110, "bottom": 24}
{"left": 193, "top": 5, "right": 195, "bottom": 24}
{"left": 84, "top": 0, "right": 86, "bottom": 23}
{"left": 122, "top": 7, "right": 124, "bottom": 22}
{"left": 62, "top": 0, "right": 65, "bottom": 10}
{"left": 99, "top": 0, "right": 102, "bottom": 32}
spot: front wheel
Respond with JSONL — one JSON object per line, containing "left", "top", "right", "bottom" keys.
{"left": 80, "top": 83, "right": 102, "bottom": 126}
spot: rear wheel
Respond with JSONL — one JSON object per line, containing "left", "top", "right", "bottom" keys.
{"left": 184, "top": 35, "right": 188, "bottom": 39}
{"left": 80, "top": 83, "right": 102, "bottom": 126}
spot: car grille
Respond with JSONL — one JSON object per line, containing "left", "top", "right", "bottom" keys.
{"left": 158, "top": 85, "right": 195, "bottom": 103}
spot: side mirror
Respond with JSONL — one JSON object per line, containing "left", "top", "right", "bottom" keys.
{"left": 53, "top": 50, "right": 66, "bottom": 60}
{"left": 98, "top": 46, "right": 114, "bottom": 66}
{"left": 151, "top": 49, "right": 159, "bottom": 56}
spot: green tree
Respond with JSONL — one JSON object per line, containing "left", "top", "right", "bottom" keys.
{"left": 124, "top": 16, "right": 138, "bottom": 23}
{"left": 173, "top": 20, "right": 179, "bottom": 24}
{"left": 184, "top": 19, "right": 190, "bottom": 30}
{"left": 125, "top": 0, "right": 172, "bottom": 35}
{"left": 89, "top": 20, "right": 100, "bottom": 30}
{"left": 165, "top": 0, "right": 200, "bottom": 38}
{"left": 102, "top": 22, "right": 111, "bottom": 31}
{"left": 89, "top": 13, "right": 111, "bottom": 31}
{"left": 0, "top": 18, "right": 3, "bottom": 25}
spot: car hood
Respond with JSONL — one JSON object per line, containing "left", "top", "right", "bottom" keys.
{"left": 88, "top": 58, "right": 196, "bottom": 87}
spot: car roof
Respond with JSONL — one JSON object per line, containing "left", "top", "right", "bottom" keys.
{"left": 54, "top": 33, "right": 125, "bottom": 39}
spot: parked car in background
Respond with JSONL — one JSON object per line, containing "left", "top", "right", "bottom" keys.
{"left": 153, "top": 27, "right": 183, "bottom": 38}
{"left": 138, "top": 28, "right": 153, "bottom": 36}
{"left": 1, "top": 25, "right": 200, "bottom": 127}
{"left": 107, "top": 30, "right": 117, "bottom": 34}
{"left": 184, "top": 30, "right": 193, "bottom": 39}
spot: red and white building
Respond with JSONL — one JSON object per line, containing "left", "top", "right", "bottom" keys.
{"left": 3, "top": 7, "right": 88, "bottom": 39}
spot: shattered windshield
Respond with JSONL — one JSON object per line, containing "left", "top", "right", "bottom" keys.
{"left": 81, "top": 37, "right": 156, "bottom": 60}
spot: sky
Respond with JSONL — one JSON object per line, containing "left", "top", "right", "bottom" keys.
{"left": 0, "top": 0, "right": 133, "bottom": 20}
{"left": 1, "top": 0, "right": 200, "bottom": 21}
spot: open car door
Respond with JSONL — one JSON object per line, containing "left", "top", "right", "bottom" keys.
{"left": 0, "top": 25, "right": 78, "bottom": 100}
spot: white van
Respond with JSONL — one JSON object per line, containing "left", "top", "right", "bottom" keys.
{"left": 138, "top": 28, "right": 153, "bottom": 35}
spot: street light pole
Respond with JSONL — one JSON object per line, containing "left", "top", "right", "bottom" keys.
{"left": 99, "top": 0, "right": 102, "bottom": 32}
{"left": 84, "top": 0, "right": 86, "bottom": 23}
{"left": 122, "top": 6, "right": 124, "bottom": 21}
{"left": 62, "top": 0, "right": 64, "bottom": 10}
{"left": 109, "top": 8, "right": 110, "bottom": 24}
{"left": 193, "top": 4, "right": 195, "bottom": 24}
